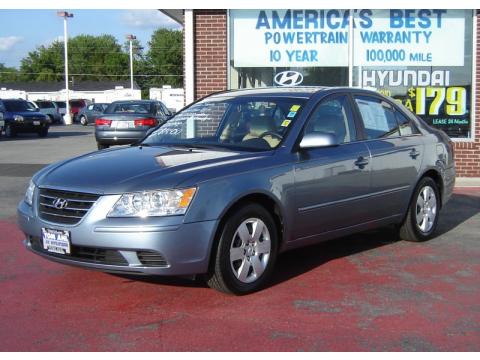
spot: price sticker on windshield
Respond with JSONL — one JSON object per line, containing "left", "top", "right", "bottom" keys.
{"left": 281, "top": 120, "right": 291, "bottom": 127}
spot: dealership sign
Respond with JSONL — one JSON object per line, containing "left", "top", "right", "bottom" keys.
{"left": 232, "top": 9, "right": 465, "bottom": 67}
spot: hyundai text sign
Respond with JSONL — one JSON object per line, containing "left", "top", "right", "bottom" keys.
{"left": 274, "top": 71, "right": 304, "bottom": 86}
{"left": 231, "top": 9, "right": 465, "bottom": 68}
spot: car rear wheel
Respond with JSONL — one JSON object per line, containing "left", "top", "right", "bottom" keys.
{"left": 97, "top": 143, "right": 109, "bottom": 150}
{"left": 80, "top": 116, "right": 88, "bottom": 126}
{"left": 5, "top": 124, "right": 16, "bottom": 138}
{"left": 206, "top": 203, "right": 278, "bottom": 295}
{"left": 399, "top": 177, "right": 440, "bottom": 242}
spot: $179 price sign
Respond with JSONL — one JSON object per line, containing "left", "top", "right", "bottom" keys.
{"left": 407, "top": 86, "right": 467, "bottom": 116}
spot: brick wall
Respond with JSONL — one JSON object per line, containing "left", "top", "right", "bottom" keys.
{"left": 454, "top": 10, "right": 480, "bottom": 177}
{"left": 194, "top": 10, "right": 228, "bottom": 100}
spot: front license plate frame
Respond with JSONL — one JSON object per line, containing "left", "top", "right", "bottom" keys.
{"left": 41, "top": 228, "right": 71, "bottom": 255}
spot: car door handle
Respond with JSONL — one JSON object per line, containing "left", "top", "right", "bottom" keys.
{"left": 354, "top": 156, "right": 369, "bottom": 169}
{"left": 409, "top": 149, "right": 421, "bottom": 159}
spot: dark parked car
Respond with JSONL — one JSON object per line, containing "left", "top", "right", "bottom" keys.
{"left": 95, "top": 100, "right": 172, "bottom": 149}
{"left": 34, "top": 100, "right": 62, "bottom": 124}
{"left": 18, "top": 87, "right": 455, "bottom": 294}
{"left": 78, "top": 103, "right": 109, "bottom": 126}
{"left": 69, "top": 99, "right": 91, "bottom": 122}
{"left": 0, "top": 98, "right": 50, "bottom": 138}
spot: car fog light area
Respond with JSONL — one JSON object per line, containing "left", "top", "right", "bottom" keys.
{"left": 25, "top": 180, "right": 35, "bottom": 206}
{"left": 108, "top": 188, "right": 196, "bottom": 217}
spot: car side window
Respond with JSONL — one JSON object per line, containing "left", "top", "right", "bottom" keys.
{"left": 354, "top": 96, "right": 400, "bottom": 139}
{"left": 395, "top": 110, "right": 420, "bottom": 136}
{"left": 304, "top": 95, "right": 357, "bottom": 144}
{"left": 88, "top": 105, "right": 94, "bottom": 111}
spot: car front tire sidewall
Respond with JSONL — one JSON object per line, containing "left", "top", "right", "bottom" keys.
{"left": 208, "top": 204, "right": 278, "bottom": 295}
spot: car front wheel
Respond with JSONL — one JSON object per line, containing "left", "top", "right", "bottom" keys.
{"left": 5, "top": 124, "right": 16, "bottom": 138}
{"left": 80, "top": 116, "right": 88, "bottom": 126}
{"left": 38, "top": 128, "right": 49, "bottom": 137}
{"left": 399, "top": 177, "right": 440, "bottom": 242}
{"left": 206, "top": 203, "right": 278, "bottom": 295}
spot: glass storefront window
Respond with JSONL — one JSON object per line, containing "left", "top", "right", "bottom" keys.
{"left": 229, "top": 9, "right": 474, "bottom": 139}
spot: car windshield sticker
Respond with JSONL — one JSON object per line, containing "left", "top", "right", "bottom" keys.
{"left": 287, "top": 111, "right": 297, "bottom": 118}
{"left": 290, "top": 105, "right": 301, "bottom": 112}
{"left": 281, "top": 119, "right": 291, "bottom": 127}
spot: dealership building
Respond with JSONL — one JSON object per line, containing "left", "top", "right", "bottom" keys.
{"left": 163, "top": 9, "right": 479, "bottom": 177}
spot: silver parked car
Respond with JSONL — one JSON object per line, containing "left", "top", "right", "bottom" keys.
{"left": 78, "top": 103, "right": 109, "bottom": 126}
{"left": 34, "top": 100, "right": 62, "bottom": 124}
{"left": 95, "top": 100, "right": 171, "bottom": 150}
{"left": 18, "top": 87, "right": 455, "bottom": 294}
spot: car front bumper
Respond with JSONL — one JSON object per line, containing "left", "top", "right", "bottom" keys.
{"left": 17, "top": 195, "right": 218, "bottom": 276}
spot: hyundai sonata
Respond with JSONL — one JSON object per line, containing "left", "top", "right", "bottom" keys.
{"left": 18, "top": 87, "right": 455, "bottom": 294}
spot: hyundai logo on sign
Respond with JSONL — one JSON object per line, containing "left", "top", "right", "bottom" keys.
{"left": 274, "top": 71, "right": 304, "bottom": 86}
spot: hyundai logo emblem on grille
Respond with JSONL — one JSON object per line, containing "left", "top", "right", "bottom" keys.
{"left": 52, "top": 198, "right": 68, "bottom": 209}
{"left": 274, "top": 71, "right": 304, "bottom": 86}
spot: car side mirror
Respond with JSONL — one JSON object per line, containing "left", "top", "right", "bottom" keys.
{"left": 299, "top": 132, "right": 339, "bottom": 149}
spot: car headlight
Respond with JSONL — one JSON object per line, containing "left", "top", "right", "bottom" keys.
{"left": 25, "top": 180, "right": 36, "bottom": 206}
{"left": 108, "top": 188, "right": 196, "bottom": 218}
{"left": 14, "top": 115, "right": 24, "bottom": 122}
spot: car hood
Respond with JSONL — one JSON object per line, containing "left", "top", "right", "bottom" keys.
{"left": 11, "top": 111, "right": 45, "bottom": 118}
{"left": 35, "top": 146, "right": 271, "bottom": 194}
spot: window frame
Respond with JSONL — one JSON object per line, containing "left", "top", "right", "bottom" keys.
{"left": 299, "top": 93, "right": 361, "bottom": 146}
{"left": 349, "top": 92, "right": 424, "bottom": 142}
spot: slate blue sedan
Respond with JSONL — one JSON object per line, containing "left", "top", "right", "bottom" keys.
{"left": 18, "top": 87, "right": 455, "bottom": 294}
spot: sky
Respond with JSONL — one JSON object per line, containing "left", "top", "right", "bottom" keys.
{"left": 0, "top": 9, "right": 182, "bottom": 68}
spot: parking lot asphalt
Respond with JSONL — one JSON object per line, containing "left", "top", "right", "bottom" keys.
{"left": 0, "top": 125, "right": 479, "bottom": 351}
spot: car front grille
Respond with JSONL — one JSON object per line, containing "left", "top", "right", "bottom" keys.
{"left": 29, "top": 236, "right": 128, "bottom": 266}
{"left": 38, "top": 188, "right": 100, "bottom": 225}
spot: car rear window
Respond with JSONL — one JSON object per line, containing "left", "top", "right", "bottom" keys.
{"left": 70, "top": 101, "right": 85, "bottom": 107}
{"left": 106, "top": 102, "right": 153, "bottom": 114}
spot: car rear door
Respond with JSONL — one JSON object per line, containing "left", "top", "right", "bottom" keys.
{"left": 352, "top": 94, "right": 424, "bottom": 220}
{"left": 292, "top": 94, "right": 372, "bottom": 240}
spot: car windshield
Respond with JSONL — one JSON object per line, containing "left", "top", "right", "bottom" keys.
{"left": 4, "top": 100, "right": 35, "bottom": 112}
{"left": 36, "top": 102, "right": 54, "bottom": 109}
{"left": 106, "top": 102, "right": 153, "bottom": 114}
{"left": 142, "top": 96, "right": 306, "bottom": 151}
{"left": 55, "top": 102, "right": 66, "bottom": 107}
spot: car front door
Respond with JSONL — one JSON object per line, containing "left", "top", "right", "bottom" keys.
{"left": 292, "top": 94, "right": 372, "bottom": 241}
{"left": 352, "top": 94, "right": 424, "bottom": 220}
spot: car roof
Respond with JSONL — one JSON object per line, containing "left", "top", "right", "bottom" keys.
{"left": 206, "top": 86, "right": 381, "bottom": 100}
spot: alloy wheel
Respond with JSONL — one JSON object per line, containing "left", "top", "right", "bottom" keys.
{"left": 415, "top": 185, "right": 437, "bottom": 233}
{"left": 229, "top": 218, "right": 271, "bottom": 283}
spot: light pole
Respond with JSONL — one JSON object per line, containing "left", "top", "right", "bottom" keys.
{"left": 126, "top": 34, "right": 136, "bottom": 94}
{"left": 57, "top": 11, "right": 73, "bottom": 125}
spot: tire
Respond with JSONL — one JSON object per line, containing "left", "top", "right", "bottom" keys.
{"left": 97, "top": 143, "right": 109, "bottom": 150}
{"left": 5, "top": 124, "right": 16, "bottom": 138}
{"left": 399, "top": 177, "right": 440, "bottom": 242}
{"left": 47, "top": 115, "right": 53, "bottom": 124}
{"left": 80, "top": 116, "right": 88, "bottom": 126}
{"left": 38, "top": 128, "right": 49, "bottom": 138}
{"left": 206, "top": 203, "right": 278, "bottom": 295}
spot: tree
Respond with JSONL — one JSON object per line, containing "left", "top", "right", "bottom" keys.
{"left": 0, "top": 63, "right": 19, "bottom": 82}
{"left": 19, "top": 35, "right": 129, "bottom": 82}
{"left": 144, "top": 29, "right": 183, "bottom": 89}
